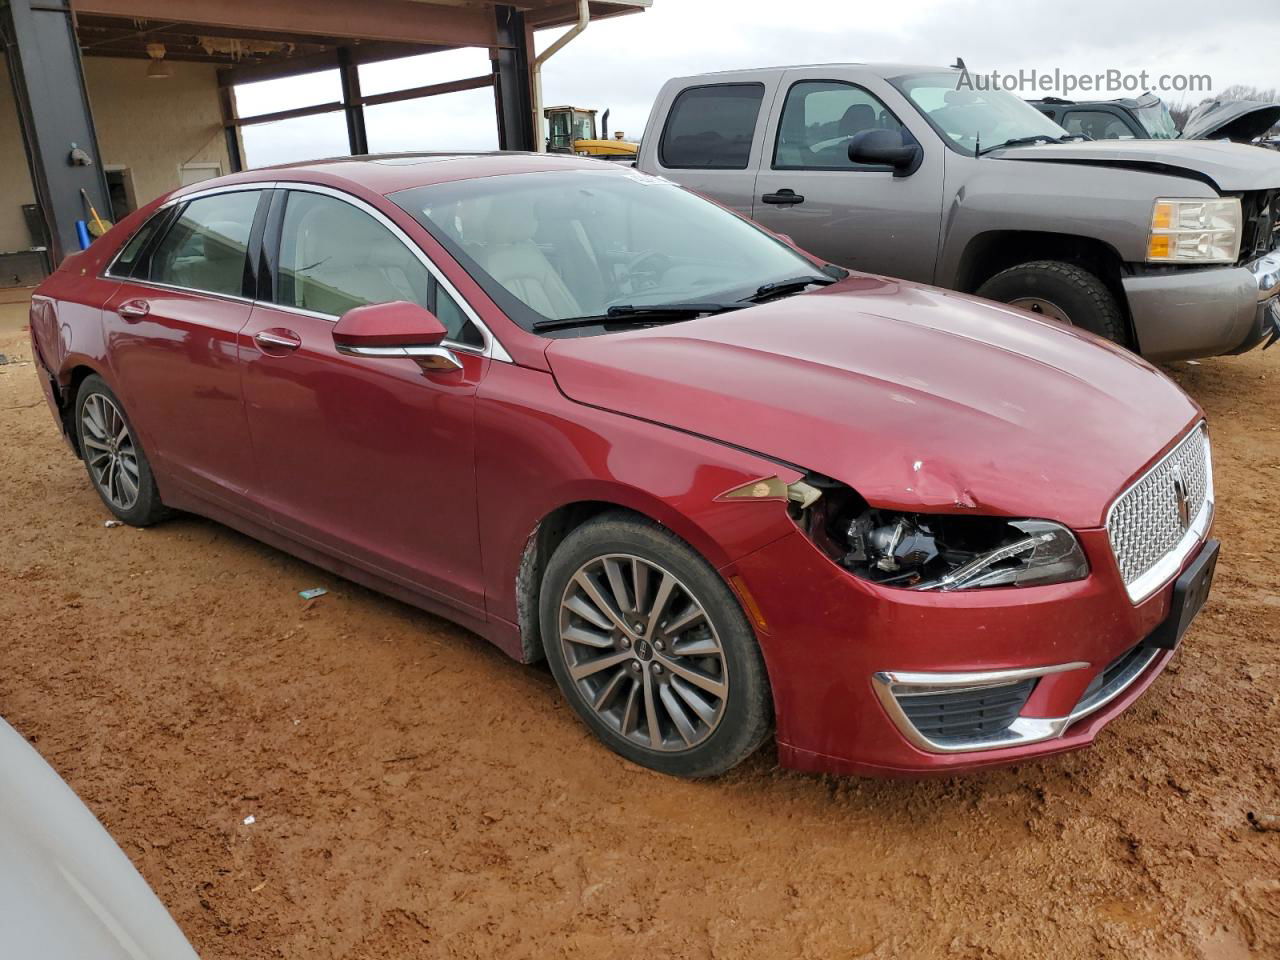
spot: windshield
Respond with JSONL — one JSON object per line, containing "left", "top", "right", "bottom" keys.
{"left": 392, "top": 169, "right": 819, "bottom": 331}
{"left": 892, "top": 71, "right": 1069, "bottom": 155}
{"left": 1133, "top": 95, "right": 1179, "bottom": 139}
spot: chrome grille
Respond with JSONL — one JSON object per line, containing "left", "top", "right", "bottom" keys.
{"left": 1107, "top": 425, "right": 1212, "bottom": 600}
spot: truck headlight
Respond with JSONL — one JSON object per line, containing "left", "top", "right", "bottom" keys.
{"left": 1147, "top": 197, "right": 1241, "bottom": 264}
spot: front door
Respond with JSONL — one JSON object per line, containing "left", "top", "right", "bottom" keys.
{"left": 240, "top": 188, "right": 490, "bottom": 613}
{"left": 103, "top": 188, "right": 264, "bottom": 512}
{"left": 750, "top": 72, "right": 944, "bottom": 283}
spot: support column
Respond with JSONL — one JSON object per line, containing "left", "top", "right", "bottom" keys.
{"left": 217, "top": 83, "right": 244, "bottom": 173}
{"left": 491, "top": 5, "right": 535, "bottom": 151}
{"left": 1, "top": 0, "right": 111, "bottom": 263}
{"left": 337, "top": 46, "right": 369, "bottom": 156}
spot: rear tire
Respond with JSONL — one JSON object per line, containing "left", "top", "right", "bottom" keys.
{"left": 540, "top": 513, "right": 772, "bottom": 778}
{"left": 976, "top": 259, "right": 1128, "bottom": 346}
{"left": 74, "top": 374, "right": 171, "bottom": 526}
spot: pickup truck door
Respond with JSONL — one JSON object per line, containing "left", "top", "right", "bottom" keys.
{"left": 639, "top": 71, "right": 784, "bottom": 218}
{"left": 750, "top": 68, "right": 944, "bottom": 284}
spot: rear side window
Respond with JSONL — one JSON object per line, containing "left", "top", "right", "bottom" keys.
{"left": 659, "top": 83, "right": 764, "bottom": 169}
{"left": 107, "top": 211, "right": 167, "bottom": 278}
{"left": 147, "top": 191, "right": 259, "bottom": 297}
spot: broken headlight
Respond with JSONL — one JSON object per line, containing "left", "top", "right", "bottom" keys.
{"left": 791, "top": 481, "right": 1088, "bottom": 591}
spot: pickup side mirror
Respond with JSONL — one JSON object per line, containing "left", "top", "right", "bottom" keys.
{"left": 332, "top": 300, "right": 461, "bottom": 372}
{"left": 847, "top": 129, "right": 923, "bottom": 178}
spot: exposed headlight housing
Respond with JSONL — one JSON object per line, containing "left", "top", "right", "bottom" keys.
{"left": 783, "top": 479, "right": 1088, "bottom": 591}
{"left": 1147, "top": 197, "right": 1241, "bottom": 264}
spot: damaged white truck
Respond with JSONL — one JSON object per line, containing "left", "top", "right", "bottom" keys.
{"left": 638, "top": 64, "right": 1280, "bottom": 360}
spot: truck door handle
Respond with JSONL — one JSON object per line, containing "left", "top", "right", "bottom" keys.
{"left": 761, "top": 189, "right": 804, "bottom": 206}
{"left": 117, "top": 299, "right": 150, "bottom": 321}
{"left": 254, "top": 329, "right": 302, "bottom": 353}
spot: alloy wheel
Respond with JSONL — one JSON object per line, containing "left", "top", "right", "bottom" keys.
{"left": 557, "top": 553, "right": 728, "bottom": 752}
{"left": 81, "top": 393, "right": 140, "bottom": 511}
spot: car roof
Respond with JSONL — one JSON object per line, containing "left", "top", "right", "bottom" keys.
{"left": 675, "top": 62, "right": 955, "bottom": 80}
{"left": 180, "top": 151, "right": 616, "bottom": 199}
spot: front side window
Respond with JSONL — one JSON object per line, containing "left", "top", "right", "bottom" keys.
{"left": 774, "top": 81, "right": 907, "bottom": 169}
{"left": 393, "top": 168, "right": 819, "bottom": 329}
{"left": 147, "top": 191, "right": 259, "bottom": 296}
{"left": 892, "top": 72, "right": 1068, "bottom": 156}
{"left": 276, "top": 191, "right": 481, "bottom": 346}
{"left": 1060, "top": 110, "right": 1135, "bottom": 140}
{"left": 659, "top": 83, "right": 764, "bottom": 169}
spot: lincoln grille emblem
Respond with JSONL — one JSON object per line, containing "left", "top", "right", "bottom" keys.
{"left": 1172, "top": 466, "right": 1191, "bottom": 531}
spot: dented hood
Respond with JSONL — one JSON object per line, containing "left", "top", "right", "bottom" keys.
{"left": 1181, "top": 99, "right": 1280, "bottom": 143}
{"left": 544, "top": 277, "right": 1200, "bottom": 530}
{"left": 988, "top": 138, "right": 1280, "bottom": 191}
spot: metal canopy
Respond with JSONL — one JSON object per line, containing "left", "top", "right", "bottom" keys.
{"left": 3, "top": 0, "right": 647, "bottom": 265}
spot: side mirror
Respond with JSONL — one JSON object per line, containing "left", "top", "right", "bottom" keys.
{"left": 847, "top": 129, "right": 923, "bottom": 177}
{"left": 332, "top": 300, "right": 461, "bottom": 372}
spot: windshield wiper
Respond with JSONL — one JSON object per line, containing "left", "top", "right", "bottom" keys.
{"left": 977, "top": 134, "right": 1074, "bottom": 157}
{"left": 531, "top": 301, "right": 748, "bottom": 333}
{"left": 742, "top": 274, "right": 837, "bottom": 303}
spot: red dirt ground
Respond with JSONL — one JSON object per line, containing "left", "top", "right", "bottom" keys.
{"left": 1, "top": 308, "right": 1277, "bottom": 959}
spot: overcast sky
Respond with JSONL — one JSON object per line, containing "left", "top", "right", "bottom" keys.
{"left": 235, "top": 0, "right": 1279, "bottom": 167}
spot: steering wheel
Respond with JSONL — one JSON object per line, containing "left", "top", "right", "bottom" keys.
{"left": 624, "top": 249, "right": 672, "bottom": 292}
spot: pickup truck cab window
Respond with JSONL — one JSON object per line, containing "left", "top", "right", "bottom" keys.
{"left": 659, "top": 83, "right": 765, "bottom": 169}
{"left": 774, "top": 80, "right": 908, "bottom": 170}
{"left": 1060, "top": 109, "right": 1137, "bottom": 141}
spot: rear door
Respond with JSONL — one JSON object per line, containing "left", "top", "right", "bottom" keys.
{"left": 103, "top": 188, "right": 266, "bottom": 513}
{"left": 240, "top": 186, "right": 491, "bottom": 614}
{"left": 642, "top": 73, "right": 783, "bottom": 217}
{"left": 750, "top": 69, "right": 944, "bottom": 282}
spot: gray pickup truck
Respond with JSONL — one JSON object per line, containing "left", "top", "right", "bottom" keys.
{"left": 637, "top": 64, "right": 1280, "bottom": 360}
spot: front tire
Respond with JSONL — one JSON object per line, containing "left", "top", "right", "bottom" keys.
{"left": 976, "top": 259, "right": 1128, "bottom": 346}
{"left": 540, "top": 513, "right": 772, "bottom": 778}
{"left": 74, "top": 374, "right": 171, "bottom": 526}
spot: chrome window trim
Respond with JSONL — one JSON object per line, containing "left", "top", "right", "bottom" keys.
{"left": 872, "top": 650, "right": 1160, "bottom": 755}
{"left": 101, "top": 276, "right": 256, "bottom": 307}
{"left": 102, "top": 184, "right": 271, "bottom": 284}
{"left": 101, "top": 179, "right": 511, "bottom": 363}
{"left": 1104, "top": 422, "right": 1214, "bottom": 604}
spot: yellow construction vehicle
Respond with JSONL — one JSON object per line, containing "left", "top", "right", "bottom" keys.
{"left": 544, "top": 106, "right": 637, "bottom": 160}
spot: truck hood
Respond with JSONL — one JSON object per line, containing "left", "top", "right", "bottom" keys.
{"left": 0, "top": 718, "right": 199, "bottom": 960}
{"left": 544, "top": 276, "right": 1200, "bottom": 530}
{"left": 1181, "top": 99, "right": 1280, "bottom": 143}
{"left": 989, "top": 138, "right": 1280, "bottom": 192}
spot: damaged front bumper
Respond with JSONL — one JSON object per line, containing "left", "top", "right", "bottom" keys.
{"left": 724, "top": 522, "right": 1203, "bottom": 777}
{"left": 1124, "top": 246, "right": 1280, "bottom": 361}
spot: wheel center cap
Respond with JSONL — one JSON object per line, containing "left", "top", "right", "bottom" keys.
{"left": 633, "top": 638, "right": 653, "bottom": 662}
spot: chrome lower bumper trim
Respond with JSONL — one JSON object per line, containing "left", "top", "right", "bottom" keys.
{"left": 874, "top": 647, "right": 1163, "bottom": 755}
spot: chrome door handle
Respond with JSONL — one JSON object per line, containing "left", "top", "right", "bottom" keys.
{"left": 117, "top": 299, "right": 150, "bottom": 321}
{"left": 254, "top": 329, "right": 302, "bottom": 352}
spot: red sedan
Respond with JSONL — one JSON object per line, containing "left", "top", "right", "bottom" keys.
{"left": 29, "top": 154, "right": 1218, "bottom": 777}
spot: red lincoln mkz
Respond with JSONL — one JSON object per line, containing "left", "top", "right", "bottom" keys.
{"left": 29, "top": 153, "right": 1218, "bottom": 777}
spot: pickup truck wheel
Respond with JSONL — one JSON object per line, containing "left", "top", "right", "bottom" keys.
{"left": 976, "top": 260, "right": 1128, "bottom": 346}
{"left": 539, "top": 513, "right": 772, "bottom": 778}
